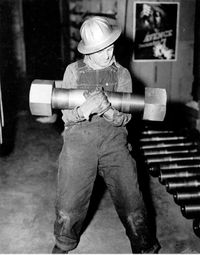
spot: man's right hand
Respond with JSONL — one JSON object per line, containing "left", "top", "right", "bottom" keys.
{"left": 78, "top": 88, "right": 111, "bottom": 120}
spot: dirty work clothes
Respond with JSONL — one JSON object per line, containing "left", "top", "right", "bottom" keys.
{"left": 54, "top": 118, "right": 158, "bottom": 253}
{"left": 54, "top": 59, "right": 160, "bottom": 253}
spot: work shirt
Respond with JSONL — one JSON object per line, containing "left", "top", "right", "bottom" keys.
{"left": 57, "top": 58, "right": 132, "bottom": 126}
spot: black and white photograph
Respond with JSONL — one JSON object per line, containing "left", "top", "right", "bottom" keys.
{"left": 0, "top": 0, "right": 200, "bottom": 254}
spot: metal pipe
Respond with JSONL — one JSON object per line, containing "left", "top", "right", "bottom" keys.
{"left": 155, "top": 162, "right": 200, "bottom": 170}
{"left": 140, "top": 141, "right": 195, "bottom": 150}
{"left": 52, "top": 88, "right": 145, "bottom": 113}
{"left": 181, "top": 204, "right": 200, "bottom": 219}
{"left": 145, "top": 154, "right": 200, "bottom": 164}
{"left": 174, "top": 190, "right": 200, "bottom": 204}
{"left": 140, "top": 136, "right": 186, "bottom": 142}
{"left": 166, "top": 177, "right": 200, "bottom": 193}
{"left": 159, "top": 169, "right": 200, "bottom": 184}
{"left": 142, "top": 147, "right": 198, "bottom": 156}
{"left": 142, "top": 130, "right": 175, "bottom": 135}
{"left": 149, "top": 163, "right": 200, "bottom": 178}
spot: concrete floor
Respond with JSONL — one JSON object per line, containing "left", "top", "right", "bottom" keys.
{"left": 0, "top": 112, "right": 200, "bottom": 253}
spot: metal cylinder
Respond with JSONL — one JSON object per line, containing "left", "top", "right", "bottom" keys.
{"left": 145, "top": 154, "right": 200, "bottom": 164}
{"left": 52, "top": 88, "right": 145, "bottom": 113}
{"left": 149, "top": 163, "right": 200, "bottom": 178}
{"left": 30, "top": 80, "right": 167, "bottom": 121}
{"left": 142, "top": 130, "right": 175, "bottom": 135}
{"left": 181, "top": 204, "right": 200, "bottom": 219}
{"left": 193, "top": 218, "right": 200, "bottom": 238}
{"left": 51, "top": 87, "right": 167, "bottom": 121}
{"left": 166, "top": 177, "right": 200, "bottom": 193}
{"left": 140, "top": 141, "right": 196, "bottom": 150}
{"left": 142, "top": 147, "right": 198, "bottom": 157}
{"left": 174, "top": 190, "right": 200, "bottom": 204}
{"left": 158, "top": 162, "right": 200, "bottom": 170}
{"left": 140, "top": 135, "right": 186, "bottom": 143}
{"left": 149, "top": 162, "right": 200, "bottom": 171}
{"left": 159, "top": 169, "right": 200, "bottom": 184}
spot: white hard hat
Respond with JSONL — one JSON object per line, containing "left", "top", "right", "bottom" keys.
{"left": 78, "top": 16, "right": 121, "bottom": 54}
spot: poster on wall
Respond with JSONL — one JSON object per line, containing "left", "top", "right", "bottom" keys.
{"left": 133, "top": 2, "right": 179, "bottom": 61}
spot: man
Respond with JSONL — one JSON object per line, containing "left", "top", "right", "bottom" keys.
{"left": 52, "top": 16, "right": 160, "bottom": 253}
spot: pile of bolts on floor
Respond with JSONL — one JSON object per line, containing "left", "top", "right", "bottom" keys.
{"left": 139, "top": 126, "right": 200, "bottom": 238}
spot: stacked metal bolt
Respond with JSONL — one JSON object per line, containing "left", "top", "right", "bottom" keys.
{"left": 139, "top": 127, "right": 200, "bottom": 238}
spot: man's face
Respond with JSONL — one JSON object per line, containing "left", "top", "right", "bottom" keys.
{"left": 89, "top": 44, "right": 114, "bottom": 68}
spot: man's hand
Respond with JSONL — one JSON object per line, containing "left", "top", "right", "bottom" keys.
{"left": 103, "top": 108, "right": 115, "bottom": 121}
{"left": 78, "top": 88, "right": 111, "bottom": 120}
{"left": 103, "top": 107, "right": 132, "bottom": 126}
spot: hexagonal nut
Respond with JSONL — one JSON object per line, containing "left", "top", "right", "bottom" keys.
{"left": 29, "top": 79, "right": 54, "bottom": 116}
{"left": 143, "top": 87, "right": 167, "bottom": 121}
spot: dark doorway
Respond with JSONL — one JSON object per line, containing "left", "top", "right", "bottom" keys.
{"left": 23, "top": 0, "right": 63, "bottom": 81}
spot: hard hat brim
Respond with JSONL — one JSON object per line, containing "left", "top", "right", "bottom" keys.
{"left": 77, "top": 27, "right": 121, "bottom": 54}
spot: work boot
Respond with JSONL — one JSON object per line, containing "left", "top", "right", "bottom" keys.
{"left": 52, "top": 245, "right": 68, "bottom": 254}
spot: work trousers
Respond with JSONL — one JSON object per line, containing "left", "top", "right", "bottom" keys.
{"left": 54, "top": 118, "right": 159, "bottom": 253}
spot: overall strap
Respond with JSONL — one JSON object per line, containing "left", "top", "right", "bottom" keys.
{"left": 77, "top": 61, "right": 118, "bottom": 92}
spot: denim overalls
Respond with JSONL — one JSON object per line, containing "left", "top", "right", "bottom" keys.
{"left": 54, "top": 60, "right": 159, "bottom": 253}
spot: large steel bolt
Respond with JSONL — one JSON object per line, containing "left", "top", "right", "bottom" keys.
{"left": 29, "top": 80, "right": 54, "bottom": 116}
{"left": 29, "top": 79, "right": 167, "bottom": 121}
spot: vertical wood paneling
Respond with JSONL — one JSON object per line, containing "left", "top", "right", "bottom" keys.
{"left": 171, "top": 41, "right": 194, "bottom": 102}
{"left": 116, "top": 0, "right": 128, "bottom": 32}
{"left": 13, "top": 0, "right": 26, "bottom": 75}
